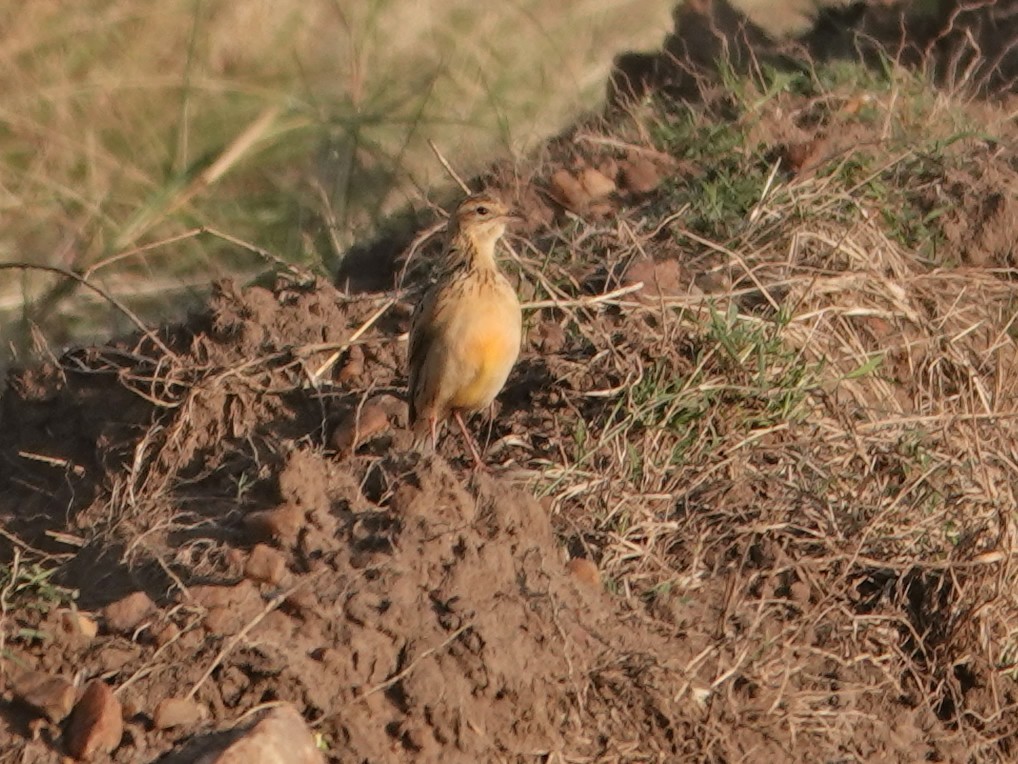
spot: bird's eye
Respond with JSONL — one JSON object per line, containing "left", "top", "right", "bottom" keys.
{"left": 475, "top": 206, "right": 490, "bottom": 216}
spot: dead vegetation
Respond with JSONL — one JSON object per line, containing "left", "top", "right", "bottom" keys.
{"left": 5, "top": 2, "right": 1018, "bottom": 762}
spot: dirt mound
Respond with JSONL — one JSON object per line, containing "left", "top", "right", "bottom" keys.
{"left": 0, "top": 234, "right": 1011, "bottom": 763}
{"left": 0, "top": 276, "right": 697, "bottom": 762}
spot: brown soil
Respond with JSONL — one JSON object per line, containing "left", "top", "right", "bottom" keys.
{"left": 6, "top": 2, "right": 1018, "bottom": 763}
{"left": 0, "top": 273, "right": 956, "bottom": 763}
{"left": 0, "top": 279, "right": 694, "bottom": 763}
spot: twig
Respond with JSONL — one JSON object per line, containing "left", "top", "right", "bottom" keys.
{"left": 0, "top": 263, "right": 175, "bottom": 358}
{"left": 522, "top": 282, "right": 646, "bottom": 311}
{"left": 428, "top": 139, "right": 472, "bottom": 194}
{"left": 310, "top": 297, "right": 397, "bottom": 383}
{"left": 201, "top": 226, "right": 293, "bottom": 269}
{"left": 396, "top": 219, "right": 446, "bottom": 291}
{"left": 186, "top": 574, "right": 319, "bottom": 700}
{"left": 84, "top": 228, "right": 205, "bottom": 278}
{"left": 357, "top": 622, "right": 473, "bottom": 701}
{"left": 17, "top": 450, "right": 85, "bottom": 477}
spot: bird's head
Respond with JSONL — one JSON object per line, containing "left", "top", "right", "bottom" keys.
{"left": 449, "top": 193, "right": 517, "bottom": 249}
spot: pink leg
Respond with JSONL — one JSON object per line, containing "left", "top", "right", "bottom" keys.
{"left": 430, "top": 415, "right": 438, "bottom": 453}
{"left": 453, "top": 410, "right": 487, "bottom": 471}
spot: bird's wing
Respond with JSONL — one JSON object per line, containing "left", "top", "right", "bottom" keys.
{"left": 406, "top": 284, "right": 445, "bottom": 425}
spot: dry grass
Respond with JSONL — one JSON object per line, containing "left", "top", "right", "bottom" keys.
{"left": 478, "top": 56, "right": 1018, "bottom": 756}
{"left": 0, "top": 0, "right": 674, "bottom": 359}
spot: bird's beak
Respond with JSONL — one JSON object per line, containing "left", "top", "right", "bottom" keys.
{"left": 502, "top": 211, "right": 524, "bottom": 225}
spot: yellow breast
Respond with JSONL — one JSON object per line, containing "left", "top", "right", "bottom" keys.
{"left": 448, "top": 328, "right": 517, "bottom": 410}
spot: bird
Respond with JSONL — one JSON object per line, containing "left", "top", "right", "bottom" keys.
{"left": 407, "top": 192, "right": 522, "bottom": 469}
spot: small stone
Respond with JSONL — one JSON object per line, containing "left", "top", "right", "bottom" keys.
{"left": 282, "top": 586, "right": 320, "bottom": 617}
{"left": 620, "top": 157, "right": 661, "bottom": 194}
{"left": 566, "top": 558, "right": 601, "bottom": 588}
{"left": 623, "top": 255, "right": 686, "bottom": 299}
{"left": 244, "top": 544, "right": 287, "bottom": 585}
{"left": 10, "top": 669, "right": 75, "bottom": 723}
{"left": 96, "top": 645, "right": 140, "bottom": 675}
{"left": 225, "top": 547, "right": 246, "bottom": 570}
{"left": 587, "top": 200, "right": 615, "bottom": 219}
{"left": 191, "top": 581, "right": 262, "bottom": 636}
{"left": 65, "top": 681, "right": 123, "bottom": 760}
{"left": 153, "top": 697, "right": 205, "bottom": 730}
{"left": 120, "top": 691, "right": 142, "bottom": 719}
{"left": 151, "top": 621, "right": 181, "bottom": 648}
{"left": 578, "top": 167, "right": 616, "bottom": 200}
{"left": 336, "top": 346, "right": 364, "bottom": 385}
{"left": 102, "top": 592, "right": 155, "bottom": 634}
{"left": 202, "top": 609, "right": 236, "bottom": 637}
{"left": 599, "top": 157, "right": 619, "bottom": 180}
{"left": 59, "top": 611, "right": 98, "bottom": 642}
{"left": 193, "top": 703, "right": 324, "bottom": 764}
{"left": 549, "top": 169, "right": 589, "bottom": 213}
{"left": 535, "top": 321, "right": 566, "bottom": 354}
{"left": 177, "top": 628, "right": 203, "bottom": 652}
{"left": 245, "top": 504, "right": 304, "bottom": 544}
{"left": 330, "top": 399, "right": 391, "bottom": 456}
{"left": 189, "top": 583, "right": 248, "bottom": 610}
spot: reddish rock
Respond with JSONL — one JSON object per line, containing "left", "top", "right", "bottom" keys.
{"left": 151, "top": 621, "right": 181, "bottom": 648}
{"left": 244, "top": 504, "right": 304, "bottom": 544}
{"left": 10, "top": 669, "right": 75, "bottom": 723}
{"left": 102, "top": 591, "right": 155, "bottom": 634}
{"left": 336, "top": 345, "right": 364, "bottom": 384}
{"left": 193, "top": 704, "right": 324, "bottom": 764}
{"left": 578, "top": 167, "right": 616, "bottom": 200}
{"left": 283, "top": 586, "right": 320, "bottom": 617}
{"left": 65, "top": 681, "right": 123, "bottom": 760}
{"left": 566, "top": 558, "right": 601, "bottom": 588}
{"left": 330, "top": 400, "right": 390, "bottom": 456}
{"left": 620, "top": 157, "right": 661, "bottom": 194}
{"left": 190, "top": 581, "right": 262, "bottom": 636}
{"left": 244, "top": 544, "right": 287, "bottom": 585}
{"left": 190, "top": 580, "right": 259, "bottom": 610}
{"left": 59, "top": 611, "right": 98, "bottom": 643}
{"left": 549, "top": 169, "right": 588, "bottom": 212}
{"left": 153, "top": 697, "right": 205, "bottom": 730}
{"left": 226, "top": 547, "right": 246, "bottom": 570}
{"left": 623, "top": 255, "right": 686, "bottom": 299}
{"left": 96, "top": 645, "right": 139, "bottom": 674}
{"left": 534, "top": 321, "right": 567, "bottom": 354}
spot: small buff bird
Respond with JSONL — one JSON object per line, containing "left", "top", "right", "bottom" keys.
{"left": 407, "top": 193, "right": 522, "bottom": 468}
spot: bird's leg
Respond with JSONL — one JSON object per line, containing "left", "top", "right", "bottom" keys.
{"left": 453, "top": 410, "right": 488, "bottom": 471}
{"left": 430, "top": 415, "right": 438, "bottom": 454}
